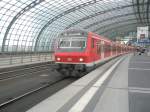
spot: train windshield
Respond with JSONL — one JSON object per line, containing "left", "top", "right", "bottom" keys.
{"left": 58, "top": 37, "right": 86, "bottom": 48}
{"left": 57, "top": 37, "right": 87, "bottom": 52}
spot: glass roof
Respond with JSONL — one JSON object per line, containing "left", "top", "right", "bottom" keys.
{"left": 0, "top": 0, "right": 147, "bottom": 52}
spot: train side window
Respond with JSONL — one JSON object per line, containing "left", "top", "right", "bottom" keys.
{"left": 91, "top": 38, "right": 94, "bottom": 48}
{"left": 101, "top": 41, "right": 104, "bottom": 53}
{"left": 104, "top": 44, "right": 108, "bottom": 52}
{"left": 96, "top": 41, "right": 101, "bottom": 54}
{"left": 108, "top": 45, "right": 110, "bottom": 52}
{"left": 113, "top": 45, "right": 116, "bottom": 51}
{"left": 105, "top": 44, "right": 110, "bottom": 52}
{"left": 108, "top": 45, "right": 111, "bottom": 52}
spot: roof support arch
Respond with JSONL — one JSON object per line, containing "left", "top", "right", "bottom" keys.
{"left": 98, "top": 22, "right": 148, "bottom": 35}
{"left": 84, "top": 11, "right": 148, "bottom": 29}
{"left": 1, "top": 0, "right": 44, "bottom": 52}
{"left": 93, "top": 17, "right": 149, "bottom": 33}
{"left": 99, "top": 23, "right": 139, "bottom": 39}
{"left": 64, "top": 3, "right": 147, "bottom": 30}
{"left": 34, "top": 0, "right": 98, "bottom": 51}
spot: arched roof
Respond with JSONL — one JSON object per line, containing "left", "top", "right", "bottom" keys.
{"left": 0, "top": 0, "right": 148, "bottom": 52}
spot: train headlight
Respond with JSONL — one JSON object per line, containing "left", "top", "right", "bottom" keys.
{"left": 79, "top": 58, "right": 83, "bottom": 62}
{"left": 57, "top": 57, "right": 61, "bottom": 61}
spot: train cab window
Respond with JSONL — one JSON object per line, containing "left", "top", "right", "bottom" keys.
{"left": 71, "top": 41, "right": 86, "bottom": 48}
{"left": 59, "top": 40, "right": 70, "bottom": 47}
{"left": 91, "top": 38, "right": 94, "bottom": 48}
{"left": 58, "top": 37, "right": 86, "bottom": 48}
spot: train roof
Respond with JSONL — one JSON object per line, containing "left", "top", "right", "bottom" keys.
{"left": 60, "top": 29, "right": 88, "bottom": 36}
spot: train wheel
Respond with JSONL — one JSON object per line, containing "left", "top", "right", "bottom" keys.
{"left": 72, "top": 70, "right": 85, "bottom": 78}
{"left": 59, "top": 69, "right": 70, "bottom": 77}
{"left": 71, "top": 70, "right": 79, "bottom": 77}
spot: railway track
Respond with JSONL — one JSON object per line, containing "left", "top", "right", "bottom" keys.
{"left": 0, "top": 57, "right": 122, "bottom": 112}
{"left": 0, "top": 57, "right": 120, "bottom": 111}
{"left": 0, "top": 61, "right": 76, "bottom": 112}
{"left": 0, "top": 62, "right": 55, "bottom": 81}
{"left": 0, "top": 78, "right": 65, "bottom": 107}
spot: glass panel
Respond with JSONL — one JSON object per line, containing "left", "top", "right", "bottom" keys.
{"left": 59, "top": 40, "right": 70, "bottom": 47}
{"left": 71, "top": 41, "right": 86, "bottom": 47}
{"left": 0, "top": 0, "right": 134, "bottom": 53}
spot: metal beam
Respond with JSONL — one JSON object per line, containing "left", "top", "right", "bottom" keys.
{"left": 132, "top": 0, "right": 140, "bottom": 24}
{"left": 146, "top": 0, "right": 150, "bottom": 25}
{"left": 103, "top": 26, "right": 137, "bottom": 38}
{"left": 92, "top": 17, "right": 150, "bottom": 32}
{"left": 142, "top": 0, "right": 146, "bottom": 24}
{"left": 98, "top": 22, "right": 148, "bottom": 35}
{"left": 100, "top": 24, "right": 137, "bottom": 35}
{"left": 35, "top": 2, "right": 143, "bottom": 51}
{"left": 1, "top": 0, "right": 44, "bottom": 52}
{"left": 133, "top": 0, "right": 148, "bottom": 24}
{"left": 84, "top": 11, "right": 147, "bottom": 29}
{"left": 65, "top": 3, "right": 147, "bottom": 30}
{"left": 34, "top": 0, "right": 98, "bottom": 51}
{"left": 34, "top": 2, "right": 147, "bottom": 51}
{"left": 100, "top": 24, "right": 138, "bottom": 39}
{"left": 137, "top": 0, "right": 144, "bottom": 24}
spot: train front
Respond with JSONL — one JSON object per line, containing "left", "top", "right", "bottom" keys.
{"left": 54, "top": 30, "right": 88, "bottom": 77}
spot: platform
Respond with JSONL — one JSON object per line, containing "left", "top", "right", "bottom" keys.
{"left": 27, "top": 54, "right": 150, "bottom": 112}
{"left": 0, "top": 53, "right": 54, "bottom": 69}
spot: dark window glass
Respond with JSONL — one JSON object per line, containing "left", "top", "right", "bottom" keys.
{"left": 59, "top": 41, "right": 70, "bottom": 47}
{"left": 96, "top": 41, "right": 101, "bottom": 54}
{"left": 91, "top": 38, "right": 94, "bottom": 48}
{"left": 71, "top": 41, "right": 85, "bottom": 47}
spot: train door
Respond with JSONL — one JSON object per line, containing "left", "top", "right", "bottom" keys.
{"left": 120, "top": 46, "right": 122, "bottom": 54}
{"left": 91, "top": 38, "right": 96, "bottom": 63}
{"left": 101, "top": 41, "right": 104, "bottom": 59}
{"left": 96, "top": 40, "right": 100, "bottom": 58}
{"left": 112, "top": 44, "right": 116, "bottom": 56}
{"left": 116, "top": 45, "right": 118, "bottom": 55}
{"left": 110, "top": 43, "right": 113, "bottom": 56}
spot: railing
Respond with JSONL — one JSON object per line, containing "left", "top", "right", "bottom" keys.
{"left": 0, "top": 52, "right": 54, "bottom": 67}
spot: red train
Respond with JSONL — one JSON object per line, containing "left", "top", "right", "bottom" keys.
{"left": 54, "top": 29, "right": 134, "bottom": 77}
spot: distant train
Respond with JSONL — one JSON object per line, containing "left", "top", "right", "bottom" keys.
{"left": 54, "top": 29, "right": 134, "bottom": 77}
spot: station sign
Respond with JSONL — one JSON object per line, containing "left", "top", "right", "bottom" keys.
{"left": 137, "top": 38, "right": 150, "bottom": 46}
{"left": 137, "top": 26, "right": 149, "bottom": 39}
{"left": 136, "top": 26, "right": 150, "bottom": 45}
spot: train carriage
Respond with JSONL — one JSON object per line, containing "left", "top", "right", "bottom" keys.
{"left": 54, "top": 29, "right": 133, "bottom": 77}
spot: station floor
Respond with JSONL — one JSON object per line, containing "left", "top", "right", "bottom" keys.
{"left": 27, "top": 54, "right": 150, "bottom": 112}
